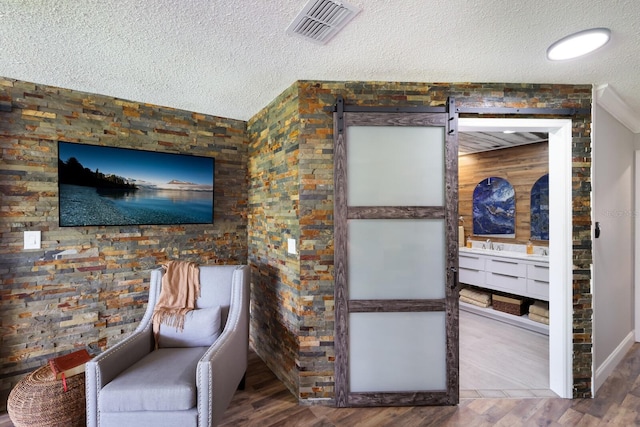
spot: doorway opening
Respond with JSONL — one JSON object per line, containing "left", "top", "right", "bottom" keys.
{"left": 458, "top": 118, "right": 573, "bottom": 399}
{"left": 458, "top": 130, "right": 551, "bottom": 397}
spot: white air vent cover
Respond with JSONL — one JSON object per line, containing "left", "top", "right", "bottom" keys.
{"left": 286, "top": 0, "right": 361, "bottom": 45}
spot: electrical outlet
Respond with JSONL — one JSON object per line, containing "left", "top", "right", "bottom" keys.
{"left": 287, "top": 238, "right": 297, "bottom": 255}
{"left": 24, "top": 231, "right": 41, "bottom": 250}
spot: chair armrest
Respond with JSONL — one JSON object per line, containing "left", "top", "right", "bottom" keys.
{"left": 85, "top": 327, "right": 154, "bottom": 427}
{"left": 197, "top": 265, "right": 249, "bottom": 427}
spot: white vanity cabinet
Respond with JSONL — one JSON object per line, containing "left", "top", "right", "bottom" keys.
{"left": 526, "top": 263, "right": 550, "bottom": 300}
{"left": 485, "top": 257, "right": 527, "bottom": 295}
{"left": 458, "top": 249, "right": 549, "bottom": 301}
{"left": 458, "top": 248, "right": 550, "bottom": 334}
{"left": 458, "top": 252, "right": 485, "bottom": 287}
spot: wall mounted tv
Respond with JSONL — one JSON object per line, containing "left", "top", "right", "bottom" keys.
{"left": 58, "top": 142, "right": 214, "bottom": 227}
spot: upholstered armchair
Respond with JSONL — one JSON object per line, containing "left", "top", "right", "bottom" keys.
{"left": 86, "top": 264, "right": 250, "bottom": 427}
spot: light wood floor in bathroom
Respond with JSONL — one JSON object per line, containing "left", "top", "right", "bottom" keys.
{"left": 459, "top": 309, "right": 552, "bottom": 398}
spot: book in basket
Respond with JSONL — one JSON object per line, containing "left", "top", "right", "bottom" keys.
{"left": 48, "top": 349, "right": 92, "bottom": 380}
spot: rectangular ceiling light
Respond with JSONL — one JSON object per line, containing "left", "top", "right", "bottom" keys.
{"left": 286, "top": 0, "right": 361, "bottom": 45}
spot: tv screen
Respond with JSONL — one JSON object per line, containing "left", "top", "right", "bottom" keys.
{"left": 58, "top": 142, "right": 214, "bottom": 227}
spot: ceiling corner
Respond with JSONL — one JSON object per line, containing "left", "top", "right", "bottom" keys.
{"left": 596, "top": 84, "right": 640, "bottom": 133}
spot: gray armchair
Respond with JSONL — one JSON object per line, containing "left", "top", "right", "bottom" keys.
{"left": 86, "top": 265, "right": 250, "bottom": 427}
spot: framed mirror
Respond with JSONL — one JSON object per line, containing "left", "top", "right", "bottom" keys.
{"left": 472, "top": 176, "right": 515, "bottom": 237}
{"left": 530, "top": 174, "right": 549, "bottom": 240}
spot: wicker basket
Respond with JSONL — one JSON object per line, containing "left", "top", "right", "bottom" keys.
{"left": 492, "top": 294, "right": 527, "bottom": 316}
{"left": 7, "top": 365, "right": 86, "bottom": 427}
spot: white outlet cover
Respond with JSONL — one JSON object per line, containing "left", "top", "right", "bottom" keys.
{"left": 24, "top": 230, "right": 41, "bottom": 250}
{"left": 287, "top": 238, "right": 297, "bottom": 255}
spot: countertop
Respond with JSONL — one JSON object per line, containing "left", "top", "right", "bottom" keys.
{"left": 459, "top": 247, "right": 549, "bottom": 263}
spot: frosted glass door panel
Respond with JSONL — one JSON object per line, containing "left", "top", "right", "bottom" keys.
{"left": 349, "top": 312, "right": 447, "bottom": 392}
{"left": 349, "top": 219, "right": 445, "bottom": 299}
{"left": 347, "top": 126, "right": 444, "bottom": 206}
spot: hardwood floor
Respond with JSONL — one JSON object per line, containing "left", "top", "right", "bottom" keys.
{"left": 222, "top": 343, "right": 640, "bottom": 426}
{"left": 3, "top": 343, "right": 640, "bottom": 426}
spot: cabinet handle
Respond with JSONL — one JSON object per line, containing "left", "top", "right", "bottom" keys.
{"left": 533, "top": 280, "right": 549, "bottom": 284}
{"left": 491, "top": 272, "right": 519, "bottom": 279}
{"left": 492, "top": 259, "right": 518, "bottom": 265}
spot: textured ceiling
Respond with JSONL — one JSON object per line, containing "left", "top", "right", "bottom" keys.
{"left": 1, "top": 0, "right": 639, "bottom": 122}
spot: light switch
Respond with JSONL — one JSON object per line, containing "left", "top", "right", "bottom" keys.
{"left": 24, "top": 230, "right": 41, "bottom": 250}
{"left": 287, "top": 238, "right": 297, "bottom": 255}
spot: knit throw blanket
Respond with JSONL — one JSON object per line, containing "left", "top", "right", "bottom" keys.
{"left": 152, "top": 261, "right": 201, "bottom": 347}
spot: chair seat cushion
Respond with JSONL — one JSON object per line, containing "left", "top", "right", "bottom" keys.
{"left": 99, "top": 347, "right": 208, "bottom": 412}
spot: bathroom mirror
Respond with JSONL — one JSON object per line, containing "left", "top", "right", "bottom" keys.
{"left": 530, "top": 173, "right": 549, "bottom": 240}
{"left": 472, "top": 177, "right": 515, "bottom": 237}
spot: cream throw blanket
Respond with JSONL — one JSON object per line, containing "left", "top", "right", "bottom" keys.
{"left": 529, "top": 300, "right": 549, "bottom": 317}
{"left": 529, "top": 312, "right": 550, "bottom": 325}
{"left": 152, "top": 261, "right": 201, "bottom": 347}
{"left": 459, "top": 288, "right": 491, "bottom": 306}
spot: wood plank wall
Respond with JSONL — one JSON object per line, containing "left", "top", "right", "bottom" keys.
{"left": 458, "top": 141, "right": 549, "bottom": 246}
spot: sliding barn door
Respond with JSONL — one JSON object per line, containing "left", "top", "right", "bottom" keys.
{"left": 334, "top": 109, "right": 459, "bottom": 407}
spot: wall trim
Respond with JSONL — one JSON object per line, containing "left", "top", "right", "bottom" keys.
{"left": 635, "top": 151, "right": 640, "bottom": 343}
{"left": 595, "top": 84, "right": 640, "bottom": 133}
{"left": 459, "top": 118, "right": 574, "bottom": 398}
{"left": 594, "top": 331, "right": 634, "bottom": 393}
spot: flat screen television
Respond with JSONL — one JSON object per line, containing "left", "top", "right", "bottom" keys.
{"left": 58, "top": 141, "right": 214, "bottom": 227}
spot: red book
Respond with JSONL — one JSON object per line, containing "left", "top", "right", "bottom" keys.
{"left": 48, "top": 349, "right": 92, "bottom": 380}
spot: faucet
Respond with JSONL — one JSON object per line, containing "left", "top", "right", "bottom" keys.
{"left": 486, "top": 239, "right": 493, "bottom": 250}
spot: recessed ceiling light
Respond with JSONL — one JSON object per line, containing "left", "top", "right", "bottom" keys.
{"left": 547, "top": 28, "right": 611, "bottom": 61}
{"left": 503, "top": 130, "right": 516, "bottom": 134}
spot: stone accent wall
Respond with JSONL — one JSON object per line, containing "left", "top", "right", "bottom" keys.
{"left": 571, "top": 118, "right": 594, "bottom": 397}
{"left": 0, "top": 78, "right": 248, "bottom": 410}
{"left": 1, "top": 77, "right": 593, "bottom": 412}
{"left": 248, "top": 80, "right": 593, "bottom": 402}
{"left": 246, "top": 84, "right": 302, "bottom": 397}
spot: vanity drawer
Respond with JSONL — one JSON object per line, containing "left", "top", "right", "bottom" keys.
{"left": 527, "top": 279, "right": 549, "bottom": 301}
{"left": 527, "top": 263, "right": 549, "bottom": 282}
{"left": 486, "top": 258, "right": 526, "bottom": 277}
{"left": 485, "top": 271, "right": 526, "bottom": 294}
{"left": 459, "top": 267, "right": 485, "bottom": 287}
{"left": 459, "top": 254, "right": 485, "bottom": 270}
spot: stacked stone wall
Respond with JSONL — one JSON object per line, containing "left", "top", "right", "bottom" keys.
{"left": 248, "top": 81, "right": 593, "bottom": 401}
{"left": 0, "top": 78, "right": 248, "bottom": 410}
{"left": 1, "top": 77, "right": 593, "bottom": 411}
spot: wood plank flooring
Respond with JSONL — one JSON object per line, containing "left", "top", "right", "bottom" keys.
{"left": 3, "top": 340, "right": 640, "bottom": 426}
{"left": 222, "top": 343, "right": 640, "bottom": 426}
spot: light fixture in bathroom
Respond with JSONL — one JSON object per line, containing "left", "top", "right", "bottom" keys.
{"left": 546, "top": 28, "right": 611, "bottom": 61}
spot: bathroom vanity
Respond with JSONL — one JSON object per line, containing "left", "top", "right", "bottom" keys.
{"left": 459, "top": 246, "right": 549, "bottom": 334}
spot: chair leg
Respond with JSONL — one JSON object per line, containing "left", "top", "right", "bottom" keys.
{"left": 238, "top": 372, "right": 247, "bottom": 390}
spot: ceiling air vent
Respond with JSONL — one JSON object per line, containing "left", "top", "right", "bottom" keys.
{"left": 286, "top": 0, "right": 361, "bottom": 45}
